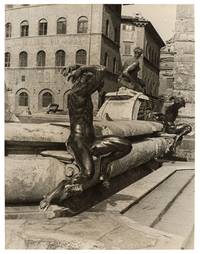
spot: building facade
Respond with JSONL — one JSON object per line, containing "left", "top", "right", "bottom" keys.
{"left": 173, "top": 5, "right": 195, "bottom": 126}
{"left": 159, "top": 37, "right": 175, "bottom": 97}
{"left": 5, "top": 4, "right": 122, "bottom": 114}
{"left": 120, "top": 15, "right": 165, "bottom": 99}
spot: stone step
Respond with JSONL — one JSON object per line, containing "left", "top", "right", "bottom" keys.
{"left": 175, "top": 136, "right": 195, "bottom": 161}
{"left": 154, "top": 178, "right": 194, "bottom": 248}
{"left": 124, "top": 170, "right": 194, "bottom": 228}
{"left": 90, "top": 162, "right": 194, "bottom": 213}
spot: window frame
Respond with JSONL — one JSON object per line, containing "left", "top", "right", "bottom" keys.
{"left": 76, "top": 49, "right": 87, "bottom": 65}
{"left": 5, "top": 52, "right": 11, "bottom": 67}
{"left": 20, "top": 20, "right": 29, "bottom": 37}
{"left": 37, "top": 50, "right": 46, "bottom": 67}
{"left": 42, "top": 92, "right": 53, "bottom": 107}
{"left": 105, "top": 19, "right": 110, "bottom": 37}
{"left": 38, "top": 18, "right": 48, "bottom": 36}
{"left": 77, "top": 16, "right": 88, "bottom": 33}
{"left": 19, "top": 51, "right": 28, "bottom": 67}
{"left": 55, "top": 50, "right": 65, "bottom": 67}
{"left": 104, "top": 52, "right": 108, "bottom": 67}
{"left": 57, "top": 17, "right": 66, "bottom": 34}
{"left": 124, "top": 43, "right": 131, "bottom": 55}
{"left": 5, "top": 23, "right": 12, "bottom": 38}
{"left": 19, "top": 92, "right": 29, "bottom": 106}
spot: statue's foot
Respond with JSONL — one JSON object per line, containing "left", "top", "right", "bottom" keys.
{"left": 102, "top": 179, "right": 110, "bottom": 189}
{"left": 65, "top": 183, "right": 83, "bottom": 194}
{"left": 40, "top": 196, "right": 51, "bottom": 212}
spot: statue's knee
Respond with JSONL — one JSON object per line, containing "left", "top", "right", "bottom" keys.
{"left": 83, "top": 166, "right": 95, "bottom": 180}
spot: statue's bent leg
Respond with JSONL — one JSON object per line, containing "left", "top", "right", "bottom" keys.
{"left": 40, "top": 180, "right": 67, "bottom": 211}
{"left": 91, "top": 136, "right": 132, "bottom": 185}
{"left": 167, "top": 123, "right": 192, "bottom": 153}
{"left": 67, "top": 136, "right": 95, "bottom": 181}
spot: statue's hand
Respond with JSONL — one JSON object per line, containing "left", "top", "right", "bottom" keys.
{"left": 40, "top": 196, "right": 51, "bottom": 212}
{"left": 61, "top": 65, "right": 81, "bottom": 77}
{"left": 67, "top": 68, "right": 83, "bottom": 82}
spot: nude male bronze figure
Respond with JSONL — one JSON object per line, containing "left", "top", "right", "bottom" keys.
{"left": 118, "top": 47, "right": 145, "bottom": 93}
{"left": 40, "top": 64, "right": 132, "bottom": 211}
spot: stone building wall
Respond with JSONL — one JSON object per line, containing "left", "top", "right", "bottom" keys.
{"left": 5, "top": 4, "right": 121, "bottom": 114}
{"left": 173, "top": 5, "right": 195, "bottom": 123}
{"left": 159, "top": 38, "right": 175, "bottom": 97}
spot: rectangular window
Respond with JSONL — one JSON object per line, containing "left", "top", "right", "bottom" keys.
{"left": 21, "top": 26, "right": 29, "bottom": 36}
{"left": 122, "top": 24, "right": 126, "bottom": 30}
{"left": 57, "top": 22, "right": 66, "bottom": 34}
{"left": 39, "top": 23, "right": 47, "bottom": 35}
{"left": 78, "top": 22, "right": 88, "bottom": 33}
{"left": 124, "top": 43, "right": 131, "bottom": 55}
{"left": 167, "top": 78, "right": 174, "bottom": 89}
{"left": 21, "top": 75, "right": 25, "bottom": 82}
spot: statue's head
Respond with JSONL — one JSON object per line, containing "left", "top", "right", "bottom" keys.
{"left": 134, "top": 47, "right": 143, "bottom": 58}
{"left": 169, "top": 96, "right": 186, "bottom": 108}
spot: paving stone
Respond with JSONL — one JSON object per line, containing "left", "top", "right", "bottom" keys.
{"left": 5, "top": 211, "right": 184, "bottom": 249}
{"left": 124, "top": 170, "right": 194, "bottom": 227}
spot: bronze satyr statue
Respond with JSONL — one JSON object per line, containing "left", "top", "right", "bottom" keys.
{"left": 40, "top": 64, "right": 132, "bottom": 211}
{"left": 151, "top": 96, "right": 192, "bottom": 153}
{"left": 118, "top": 47, "right": 145, "bottom": 93}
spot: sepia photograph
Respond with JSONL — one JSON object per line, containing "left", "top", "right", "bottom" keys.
{"left": 4, "top": 1, "right": 195, "bottom": 250}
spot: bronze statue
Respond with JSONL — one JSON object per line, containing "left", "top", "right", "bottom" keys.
{"left": 151, "top": 96, "right": 192, "bottom": 153}
{"left": 118, "top": 47, "right": 145, "bottom": 93}
{"left": 40, "top": 64, "right": 132, "bottom": 211}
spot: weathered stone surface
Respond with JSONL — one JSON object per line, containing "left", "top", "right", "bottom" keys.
{"left": 91, "top": 165, "right": 177, "bottom": 213}
{"left": 5, "top": 137, "right": 173, "bottom": 203}
{"left": 175, "top": 103, "right": 195, "bottom": 118}
{"left": 5, "top": 156, "right": 67, "bottom": 203}
{"left": 176, "top": 5, "right": 194, "bottom": 20}
{"left": 173, "top": 75, "right": 194, "bottom": 91}
{"left": 174, "top": 41, "right": 195, "bottom": 55}
{"left": 174, "top": 32, "right": 194, "bottom": 42}
{"left": 124, "top": 170, "right": 194, "bottom": 227}
{"left": 175, "top": 19, "right": 194, "bottom": 33}
{"left": 173, "top": 62, "right": 195, "bottom": 75}
{"left": 5, "top": 120, "right": 163, "bottom": 143}
{"left": 154, "top": 179, "right": 194, "bottom": 240}
{"left": 5, "top": 212, "right": 184, "bottom": 249}
{"left": 172, "top": 90, "right": 195, "bottom": 104}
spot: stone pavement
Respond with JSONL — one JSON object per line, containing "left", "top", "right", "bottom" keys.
{"left": 5, "top": 161, "right": 194, "bottom": 249}
{"left": 5, "top": 211, "right": 184, "bottom": 249}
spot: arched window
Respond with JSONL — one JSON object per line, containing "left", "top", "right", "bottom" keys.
{"left": 19, "top": 51, "right": 28, "bottom": 67}
{"left": 104, "top": 52, "right": 108, "bottom": 67}
{"left": 5, "top": 52, "right": 11, "bottom": 67}
{"left": 5, "top": 23, "right": 12, "bottom": 38}
{"left": 76, "top": 49, "right": 87, "bottom": 64}
{"left": 55, "top": 50, "right": 65, "bottom": 66}
{"left": 19, "top": 92, "right": 28, "bottom": 106}
{"left": 57, "top": 17, "right": 66, "bottom": 34}
{"left": 37, "top": 50, "right": 46, "bottom": 66}
{"left": 112, "top": 57, "right": 117, "bottom": 73}
{"left": 77, "top": 16, "right": 88, "bottom": 33}
{"left": 105, "top": 19, "right": 109, "bottom": 37}
{"left": 38, "top": 18, "right": 47, "bottom": 35}
{"left": 20, "top": 20, "right": 29, "bottom": 37}
{"left": 42, "top": 92, "right": 53, "bottom": 107}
